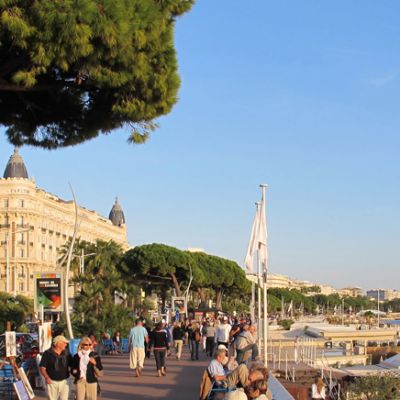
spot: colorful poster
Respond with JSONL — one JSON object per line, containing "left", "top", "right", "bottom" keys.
{"left": 5, "top": 331, "right": 16, "bottom": 357}
{"left": 34, "top": 273, "right": 63, "bottom": 312}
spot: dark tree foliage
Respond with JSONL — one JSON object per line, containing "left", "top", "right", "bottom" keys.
{"left": 123, "top": 243, "right": 192, "bottom": 297}
{"left": 0, "top": 0, "right": 194, "bottom": 148}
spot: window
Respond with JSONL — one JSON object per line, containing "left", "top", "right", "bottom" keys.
{"left": 19, "top": 199, "right": 24, "bottom": 208}
{"left": 19, "top": 265, "right": 25, "bottom": 277}
{"left": 19, "top": 282, "right": 24, "bottom": 292}
{"left": 19, "top": 248, "right": 24, "bottom": 258}
{"left": 19, "top": 216, "right": 24, "bottom": 226}
{"left": 3, "top": 199, "right": 8, "bottom": 208}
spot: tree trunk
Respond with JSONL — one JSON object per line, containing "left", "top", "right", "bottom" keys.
{"left": 216, "top": 289, "right": 224, "bottom": 310}
{"left": 170, "top": 273, "right": 182, "bottom": 297}
{"left": 197, "top": 288, "right": 207, "bottom": 303}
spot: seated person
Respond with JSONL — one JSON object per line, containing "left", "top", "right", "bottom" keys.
{"left": 112, "top": 331, "right": 121, "bottom": 354}
{"left": 225, "top": 362, "right": 272, "bottom": 400}
{"left": 208, "top": 349, "right": 249, "bottom": 389}
{"left": 245, "top": 379, "right": 269, "bottom": 400}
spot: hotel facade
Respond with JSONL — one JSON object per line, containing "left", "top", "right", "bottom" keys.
{"left": 0, "top": 149, "right": 129, "bottom": 297}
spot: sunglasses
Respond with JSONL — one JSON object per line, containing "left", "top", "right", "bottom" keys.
{"left": 82, "top": 343, "right": 91, "bottom": 347}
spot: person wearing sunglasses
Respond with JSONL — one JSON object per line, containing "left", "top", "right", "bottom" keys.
{"left": 71, "top": 337, "right": 103, "bottom": 400}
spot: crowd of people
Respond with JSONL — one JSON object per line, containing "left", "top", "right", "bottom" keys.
{"left": 37, "top": 314, "right": 326, "bottom": 400}
{"left": 125, "top": 314, "right": 271, "bottom": 400}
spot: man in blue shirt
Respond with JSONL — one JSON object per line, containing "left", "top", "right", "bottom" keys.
{"left": 128, "top": 319, "right": 149, "bottom": 377}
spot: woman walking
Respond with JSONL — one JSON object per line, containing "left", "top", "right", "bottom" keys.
{"left": 71, "top": 337, "right": 103, "bottom": 400}
{"left": 151, "top": 321, "right": 169, "bottom": 377}
{"left": 172, "top": 322, "right": 185, "bottom": 360}
{"left": 188, "top": 321, "right": 201, "bottom": 360}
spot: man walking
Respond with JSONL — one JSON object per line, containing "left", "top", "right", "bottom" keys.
{"left": 128, "top": 318, "right": 149, "bottom": 377}
{"left": 215, "top": 316, "right": 231, "bottom": 348}
{"left": 39, "top": 335, "right": 72, "bottom": 400}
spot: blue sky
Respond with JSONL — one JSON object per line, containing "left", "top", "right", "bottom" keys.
{"left": 1, "top": 1, "right": 400, "bottom": 290}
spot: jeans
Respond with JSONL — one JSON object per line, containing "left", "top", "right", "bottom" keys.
{"left": 154, "top": 349, "right": 166, "bottom": 370}
{"left": 206, "top": 337, "right": 215, "bottom": 356}
{"left": 190, "top": 340, "right": 199, "bottom": 360}
{"left": 235, "top": 343, "right": 259, "bottom": 364}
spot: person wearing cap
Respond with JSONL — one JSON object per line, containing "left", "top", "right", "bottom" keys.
{"left": 39, "top": 335, "right": 72, "bottom": 400}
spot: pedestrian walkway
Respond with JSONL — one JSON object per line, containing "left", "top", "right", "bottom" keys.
{"left": 35, "top": 346, "right": 209, "bottom": 400}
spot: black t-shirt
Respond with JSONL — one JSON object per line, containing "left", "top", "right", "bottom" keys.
{"left": 151, "top": 330, "right": 169, "bottom": 349}
{"left": 172, "top": 327, "right": 184, "bottom": 340}
{"left": 39, "top": 348, "right": 72, "bottom": 381}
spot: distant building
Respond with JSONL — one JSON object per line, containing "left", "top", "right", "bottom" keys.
{"left": 267, "top": 273, "right": 292, "bottom": 288}
{"left": 0, "top": 149, "right": 129, "bottom": 297}
{"left": 367, "top": 289, "right": 400, "bottom": 301}
{"left": 337, "top": 287, "right": 363, "bottom": 297}
{"left": 319, "top": 284, "right": 336, "bottom": 296}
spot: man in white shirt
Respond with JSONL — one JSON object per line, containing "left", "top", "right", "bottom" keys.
{"left": 215, "top": 317, "right": 231, "bottom": 348}
{"left": 208, "top": 349, "right": 248, "bottom": 389}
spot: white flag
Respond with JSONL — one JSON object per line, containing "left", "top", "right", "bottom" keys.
{"left": 244, "top": 204, "right": 260, "bottom": 272}
{"left": 258, "top": 186, "right": 268, "bottom": 272}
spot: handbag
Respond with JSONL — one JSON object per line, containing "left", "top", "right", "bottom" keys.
{"left": 93, "top": 366, "right": 103, "bottom": 378}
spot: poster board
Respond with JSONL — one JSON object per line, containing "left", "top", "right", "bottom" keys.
{"left": 34, "top": 273, "right": 63, "bottom": 312}
{"left": 38, "top": 323, "right": 52, "bottom": 353}
{"left": 172, "top": 296, "right": 186, "bottom": 314}
{"left": 13, "top": 380, "right": 30, "bottom": 400}
{"left": 18, "top": 368, "right": 35, "bottom": 399}
{"left": 5, "top": 331, "right": 16, "bottom": 357}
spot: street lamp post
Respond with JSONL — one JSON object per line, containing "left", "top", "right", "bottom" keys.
{"left": 75, "top": 249, "right": 96, "bottom": 274}
{"left": 342, "top": 298, "right": 345, "bottom": 326}
{"left": 377, "top": 289, "right": 380, "bottom": 328}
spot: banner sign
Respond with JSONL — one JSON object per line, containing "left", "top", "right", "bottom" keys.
{"left": 5, "top": 331, "right": 16, "bottom": 357}
{"left": 172, "top": 296, "right": 186, "bottom": 315}
{"left": 34, "top": 273, "right": 63, "bottom": 312}
{"left": 39, "top": 322, "right": 52, "bottom": 353}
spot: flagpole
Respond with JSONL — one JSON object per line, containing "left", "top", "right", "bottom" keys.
{"left": 260, "top": 183, "right": 268, "bottom": 366}
{"left": 256, "top": 202, "right": 262, "bottom": 353}
{"left": 251, "top": 280, "right": 255, "bottom": 323}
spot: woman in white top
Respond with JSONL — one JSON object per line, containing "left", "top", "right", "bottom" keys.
{"left": 311, "top": 376, "right": 326, "bottom": 399}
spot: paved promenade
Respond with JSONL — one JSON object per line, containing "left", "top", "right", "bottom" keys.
{"left": 35, "top": 347, "right": 208, "bottom": 400}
